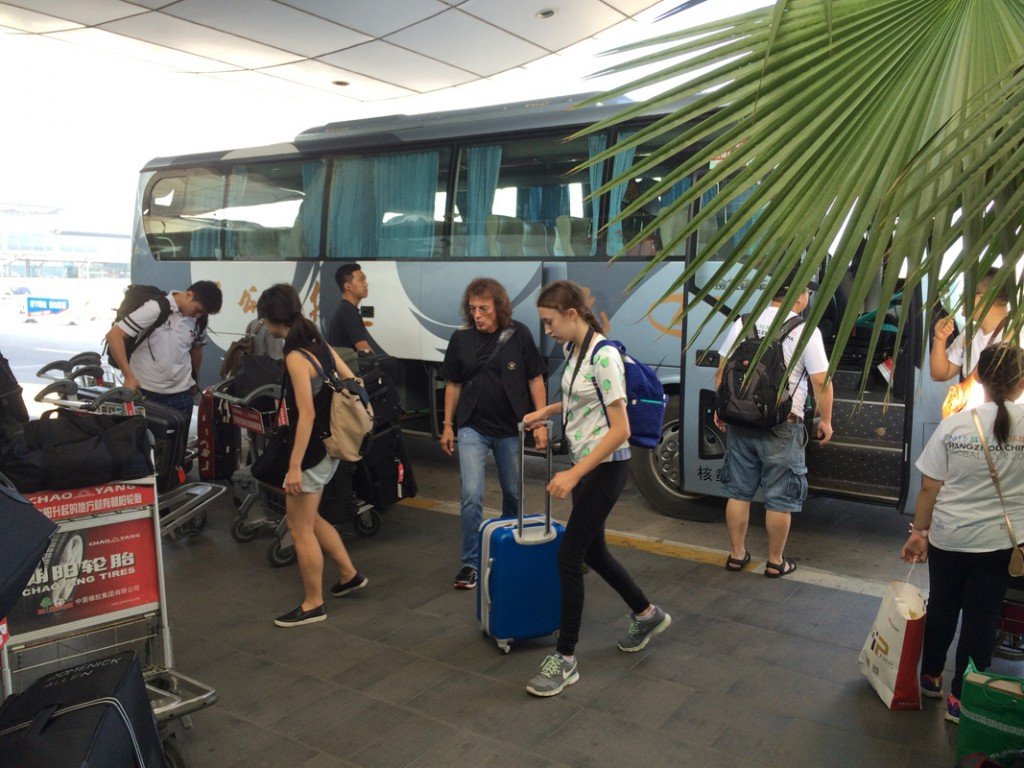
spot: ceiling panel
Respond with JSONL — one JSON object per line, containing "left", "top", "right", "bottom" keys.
{"left": 387, "top": 10, "right": 547, "bottom": 78}
{"left": 461, "top": 0, "right": 624, "bottom": 53}
{"left": 50, "top": 27, "right": 232, "bottom": 73}
{"left": 0, "top": 4, "right": 81, "bottom": 33}
{"left": 320, "top": 40, "right": 475, "bottom": 93}
{"left": 279, "top": 0, "right": 447, "bottom": 38}
{"left": 101, "top": 12, "right": 302, "bottom": 70}
{"left": 603, "top": 0, "right": 664, "bottom": 16}
{"left": 4, "top": 0, "right": 145, "bottom": 26}
{"left": 264, "top": 59, "right": 416, "bottom": 101}
{"left": 205, "top": 69, "right": 354, "bottom": 104}
{"left": 164, "top": 0, "right": 371, "bottom": 59}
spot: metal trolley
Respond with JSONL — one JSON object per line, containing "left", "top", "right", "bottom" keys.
{"left": 210, "top": 379, "right": 383, "bottom": 568}
{"left": 32, "top": 380, "right": 226, "bottom": 540}
{"left": 0, "top": 479, "right": 217, "bottom": 767}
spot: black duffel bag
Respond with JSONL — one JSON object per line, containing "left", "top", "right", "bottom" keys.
{"left": 229, "top": 353, "right": 283, "bottom": 402}
{"left": 0, "top": 479, "right": 58, "bottom": 619}
{"left": 0, "top": 410, "right": 153, "bottom": 493}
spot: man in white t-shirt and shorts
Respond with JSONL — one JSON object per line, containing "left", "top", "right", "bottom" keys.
{"left": 713, "top": 270, "right": 834, "bottom": 578}
{"left": 931, "top": 268, "right": 1010, "bottom": 390}
{"left": 105, "top": 281, "right": 223, "bottom": 422}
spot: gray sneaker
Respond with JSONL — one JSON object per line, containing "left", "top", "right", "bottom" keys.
{"left": 617, "top": 605, "right": 671, "bottom": 652}
{"left": 526, "top": 654, "right": 579, "bottom": 697}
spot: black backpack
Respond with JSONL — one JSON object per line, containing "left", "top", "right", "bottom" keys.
{"left": 104, "top": 285, "right": 206, "bottom": 368}
{"left": 716, "top": 314, "right": 806, "bottom": 429}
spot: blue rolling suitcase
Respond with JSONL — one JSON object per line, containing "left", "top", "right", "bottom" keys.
{"left": 477, "top": 423, "right": 563, "bottom": 654}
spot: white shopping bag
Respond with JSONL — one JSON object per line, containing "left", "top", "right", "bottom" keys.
{"left": 858, "top": 580, "right": 926, "bottom": 710}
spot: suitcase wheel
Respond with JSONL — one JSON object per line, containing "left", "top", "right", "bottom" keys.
{"left": 496, "top": 640, "right": 511, "bottom": 655}
{"left": 353, "top": 508, "right": 382, "bottom": 537}
{"left": 267, "top": 539, "right": 296, "bottom": 568}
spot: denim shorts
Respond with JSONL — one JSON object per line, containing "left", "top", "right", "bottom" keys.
{"left": 299, "top": 454, "right": 339, "bottom": 494}
{"left": 720, "top": 421, "right": 808, "bottom": 512}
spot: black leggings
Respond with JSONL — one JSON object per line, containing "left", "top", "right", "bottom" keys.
{"left": 922, "top": 544, "right": 1012, "bottom": 698}
{"left": 556, "top": 460, "right": 649, "bottom": 656}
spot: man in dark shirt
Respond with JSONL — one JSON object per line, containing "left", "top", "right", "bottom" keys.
{"left": 440, "top": 278, "right": 548, "bottom": 590}
{"left": 328, "top": 263, "right": 385, "bottom": 355}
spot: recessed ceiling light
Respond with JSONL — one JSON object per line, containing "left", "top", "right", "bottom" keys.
{"left": 536, "top": 9, "right": 556, "bottom": 19}
{"left": 332, "top": 80, "right": 350, "bottom": 87}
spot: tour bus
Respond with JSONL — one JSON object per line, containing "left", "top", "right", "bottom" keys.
{"left": 130, "top": 93, "right": 955, "bottom": 519}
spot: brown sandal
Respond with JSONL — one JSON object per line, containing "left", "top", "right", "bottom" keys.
{"left": 725, "top": 551, "right": 751, "bottom": 572}
{"left": 764, "top": 558, "right": 797, "bottom": 578}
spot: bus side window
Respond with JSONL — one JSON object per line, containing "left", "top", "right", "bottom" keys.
{"left": 554, "top": 216, "right": 591, "bottom": 258}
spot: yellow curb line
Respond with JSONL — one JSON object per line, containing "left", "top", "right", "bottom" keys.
{"left": 399, "top": 495, "right": 892, "bottom": 597}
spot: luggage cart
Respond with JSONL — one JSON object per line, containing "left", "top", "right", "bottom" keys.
{"left": 0, "top": 478, "right": 217, "bottom": 766}
{"left": 210, "top": 379, "right": 382, "bottom": 568}
{"left": 32, "top": 382, "right": 225, "bottom": 539}
{"left": 995, "top": 576, "right": 1024, "bottom": 660}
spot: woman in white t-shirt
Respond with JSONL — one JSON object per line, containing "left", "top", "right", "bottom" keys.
{"left": 521, "top": 280, "right": 671, "bottom": 698}
{"left": 902, "top": 343, "right": 1024, "bottom": 723}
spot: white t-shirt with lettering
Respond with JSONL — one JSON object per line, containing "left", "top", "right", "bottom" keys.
{"left": 561, "top": 334, "right": 630, "bottom": 464}
{"left": 915, "top": 402, "right": 1024, "bottom": 552}
{"left": 718, "top": 307, "right": 829, "bottom": 416}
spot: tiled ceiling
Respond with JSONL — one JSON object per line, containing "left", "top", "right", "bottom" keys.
{"left": 0, "top": 0, "right": 665, "bottom": 102}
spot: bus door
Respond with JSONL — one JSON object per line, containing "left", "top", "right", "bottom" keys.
{"left": 802, "top": 270, "right": 926, "bottom": 509}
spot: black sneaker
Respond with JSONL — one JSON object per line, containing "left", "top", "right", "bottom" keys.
{"left": 330, "top": 573, "right": 368, "bottom": 598}
{"left": 274, "top": 603, "right": 326, "bottom": 628}
{"left": 454, "top": 565, "right": 478, "bottom": 590}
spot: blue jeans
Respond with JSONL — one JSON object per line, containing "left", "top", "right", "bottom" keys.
{"left": 458, "top": 426, "right": 520, "bottom": 570}
{"left": 140, "top": 388, "right": 194, "bottom": 423}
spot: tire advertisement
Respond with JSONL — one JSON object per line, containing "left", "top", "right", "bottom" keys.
{"left": 8, "top": 484, "right": 160, "bottom": 644}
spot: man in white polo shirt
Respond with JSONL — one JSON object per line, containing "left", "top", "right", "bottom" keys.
{"left": 105, "top": 280, "right": 223, "bottom": 421}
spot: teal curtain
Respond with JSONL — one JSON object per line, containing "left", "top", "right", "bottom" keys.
{"left": 374, "top": 150, "right": 440, "bottom": 259}
{"left": 327, "top": 157, "right": 377, "bottom": 259}
{"left": 466, "top": 145, "right": 502, "bottom": 257}
{"left": 607, "top": 131, "right": 636, "bottom": 255}
{"left": 587, "top": 135, "right": 606, "bottom": 254}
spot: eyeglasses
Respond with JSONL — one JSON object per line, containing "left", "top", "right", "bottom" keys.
{"left": 468, "top": 306, "right": 492, "bottom": 315}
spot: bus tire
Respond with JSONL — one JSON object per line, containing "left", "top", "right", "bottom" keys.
{"left": 630, "top": 396, "right": 722, "bottom": 522}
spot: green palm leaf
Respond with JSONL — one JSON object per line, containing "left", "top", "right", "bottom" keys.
{"left": 579, "top": 0, "right": 1024, "bottom": 389}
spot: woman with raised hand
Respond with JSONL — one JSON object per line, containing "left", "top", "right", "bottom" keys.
{"left": 522, "top": 280, "right": 670, "bottom": 697}
{"left": 257, "top": 283, "right": 368, "bottom": 628}
{"left": 903, "top": 343, "right": 1024, "bottom": 723}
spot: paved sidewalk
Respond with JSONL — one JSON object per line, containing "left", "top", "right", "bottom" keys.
{"left": 158, "top": 496, "right": 1006, "bottom": 768}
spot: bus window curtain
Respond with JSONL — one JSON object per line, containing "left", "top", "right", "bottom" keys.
{"left": 466, "top": 145, "right": 501, "bottom": 257}
{"left": 328, "top": 157, "right": 378, "bottom": 260}
{"left": 374, "top": 150, "right": 439, "bottom": 259}
{"left": 587, "top": 135, "right": 606, "bottom": 256}
{"left": 517, "top": 185, "right": 569, "bottom": 229}
{"left": 607, "top": 131, "right": 636, "bottom": 256}
{"left": 224, "top": 172, "right": 249, "bottom": 260}
{"left": 299, "top": 161, "right": 325, "bottom": 260}
{"left": 188, "top": 172, "right": 226, "bottom": 261}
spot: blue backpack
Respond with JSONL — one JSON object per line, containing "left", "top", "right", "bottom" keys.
{"left": 590, "top": 340, "right": 667, "bottom": 449}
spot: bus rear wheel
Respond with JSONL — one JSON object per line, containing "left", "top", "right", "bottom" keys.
{"left": 630, "top": 396, "right": 722, "bottom": 522}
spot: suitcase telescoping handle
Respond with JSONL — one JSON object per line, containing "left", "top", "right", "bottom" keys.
{"left": 517, "top": 420, "right": 553, "bottom": 538}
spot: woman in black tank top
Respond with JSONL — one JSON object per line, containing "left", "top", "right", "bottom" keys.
{"left": 257, "top": 284, "right": 368, "bottom": 628}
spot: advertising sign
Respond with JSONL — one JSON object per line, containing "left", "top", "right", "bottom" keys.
{"left": 7, "top": 510, "right": 161, "bottom": 644}
{"left": 26, "top": 296, "right": 70, "bottom": 316}
{"left": 24, "top": 483, "right": 155, "bottom": 523}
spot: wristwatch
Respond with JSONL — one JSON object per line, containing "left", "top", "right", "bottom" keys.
{"left": 909, "top": 524, "right": 929, "bottom": 538}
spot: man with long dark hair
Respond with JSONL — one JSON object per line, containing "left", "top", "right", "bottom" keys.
{"left": 440, "top": 278, "right": 547, "bottom": 590}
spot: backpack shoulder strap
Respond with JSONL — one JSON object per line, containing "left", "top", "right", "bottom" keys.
{"left": 590, "top": 339, "right": 625, "bottom": 364}
{"left": 133, "top": 295, "right": 172, "bottom": 347}
{"left": 777, "top": 315, "right": 806, "bottom": 340}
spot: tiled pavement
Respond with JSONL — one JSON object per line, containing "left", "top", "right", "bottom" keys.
{"left": 158, "top": 497, "right": 1014, "bottom": 768}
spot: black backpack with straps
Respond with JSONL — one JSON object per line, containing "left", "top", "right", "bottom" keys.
{"left": 716, "top": 314, "right": 806, "bottom": 429}
{"left": 104, "top": 285, "right": 207, "bottom": 368}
